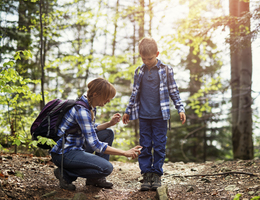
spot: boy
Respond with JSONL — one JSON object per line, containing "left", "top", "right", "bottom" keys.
{"left": 122, "top": 37, "right": 186, "bottom": 191}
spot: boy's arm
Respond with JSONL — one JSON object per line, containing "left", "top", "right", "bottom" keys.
{"left": 124, "top": 66, "right": 141, "bottom": 115}
{"left": 167, "top": 66, "right": 185, "bottom": 114}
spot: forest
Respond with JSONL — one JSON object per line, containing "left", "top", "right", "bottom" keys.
{"left": 0, "top": 0, "right": 260, "bottom": 163}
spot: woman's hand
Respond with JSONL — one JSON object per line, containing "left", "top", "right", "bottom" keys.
{"left": 109, "top": 113, "right": 121, "bottom": 126}
{"left": 124, "top": 145, "right": 142, "bottom": 159}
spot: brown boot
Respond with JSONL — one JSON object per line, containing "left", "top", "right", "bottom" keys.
{"left": 151, "top": 173, "right": 161, "bottom": 191}
{"left": 140, "top": 173, "right": 152, "bottom": 191}
{"left": 86, "top": 177, "right": 113, "bottom": 189}
{"left": 54, "top": 168, "right": 76, "bottom": 191}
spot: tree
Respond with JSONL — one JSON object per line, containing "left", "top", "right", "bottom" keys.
{"left": 229, "top": 0, "right": 253, "bottom": 160}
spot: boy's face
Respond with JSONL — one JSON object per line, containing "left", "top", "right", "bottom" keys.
{"left": 140, "top": 51, "right": 159, "bottom": 68}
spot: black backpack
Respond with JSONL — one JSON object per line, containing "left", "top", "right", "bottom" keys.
{"left": 31, "top": 99, "right": 88, "bottom": 149}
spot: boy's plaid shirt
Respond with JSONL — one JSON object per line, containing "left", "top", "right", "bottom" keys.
{"left": 125, "top": 60, "right": 185, "bottom": 121}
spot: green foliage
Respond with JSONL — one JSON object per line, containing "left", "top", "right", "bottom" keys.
{"left": 233, "top": 193, "right": 260, "bottom": 200}
{"left": 0, "top": 50, "right": 42, "bottom": 152}
{"left": 34, "top": 136, "right": 56, "bottom": 148}
{"left": 188, "top": 77, "right": 222, "bottom": 117}
{"left": 233, "top": 193, "right": 242, "bottom": 200}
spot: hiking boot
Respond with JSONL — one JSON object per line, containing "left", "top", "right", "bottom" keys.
{"left": 151, "top": 173, "right": 161, "bottom": 191}
{"left": 140, "top": 173, "right": 152, "bottom": 191}
{"left": 54, "top": 168, "right": 76, "bottom": 191}
{"left": 86, "top": 177, "right": 113, "bottom": 189}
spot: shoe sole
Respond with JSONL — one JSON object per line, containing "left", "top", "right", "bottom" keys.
{"left": 54, "top": 168, "right": 76, "bottom": 191}
{"left": 140, "top": 185, "right": 151, "bottom": 191}
{"left": 86, "top": 183, "right": 113, "bottom": 189}
{"left": 140, "top": 187, "right": 151, "bottom": 191}
{"left": 86, "top": 179, "right": 113, "bottom": 188}
{"left": 151, "top": 185, "right": 161, "bottom": 191}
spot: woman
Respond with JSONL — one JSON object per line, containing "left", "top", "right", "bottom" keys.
{"left": 50, "top": 78, "right": 142, "bottom": 190}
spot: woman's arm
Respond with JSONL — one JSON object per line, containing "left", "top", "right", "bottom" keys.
{"left": 104, "top": 145, "right": 142, "bottom": 159}
{"left": 96, "top": 113, "right": 121, "bottom": 131}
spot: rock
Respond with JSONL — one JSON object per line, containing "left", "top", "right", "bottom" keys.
{"left": 225, "top": 185, "right": 239, "bottom": 191}
{"left": 156, "top": 185, "right": 169, "bottom": 200}
{"left": 186, "top": 186, "right": 194, "bottom": 192}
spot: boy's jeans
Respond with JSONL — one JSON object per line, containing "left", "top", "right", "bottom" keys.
{"left": 138, "top": 118, "right": 167, "bottom": 176}
{"left": 51, "top": 129, "right": 114, "bottom": 183}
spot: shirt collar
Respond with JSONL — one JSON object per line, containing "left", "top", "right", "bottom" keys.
{"left": 81, "top": 95, "right": 95, "bottom": 111}
{"left": 141, "top": 59, "right": 162, "bottom": 70}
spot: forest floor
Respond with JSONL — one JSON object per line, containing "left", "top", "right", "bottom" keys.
{"left": 0, "top": 153, "right": 260, "bottom": 200}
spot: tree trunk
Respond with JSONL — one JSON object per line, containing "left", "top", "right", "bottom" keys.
{"left": 112, "top": 0, "right": 119, "bottom": 56}
{"left": 138, "top": 0, "right": 144, "bottom": 40}
{"left": 230, "top": 0, "right": 253, "bottom": 160}
{"left": 148, "top": 0, "right": 152, "bottom": 36}
{"left": 40, "top": 0, "right": 45, "bottom": 108}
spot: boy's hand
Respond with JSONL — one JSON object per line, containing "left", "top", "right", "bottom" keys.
{"left": 179, "top": 112, "right": 186, "bottom": 125}
{"left": 122, "top": 113, "right": 130, "bottom": 124}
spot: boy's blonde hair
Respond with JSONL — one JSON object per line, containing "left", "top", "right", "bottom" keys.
{"left": 138, "top": 37, "right": 158, "bottom": 56}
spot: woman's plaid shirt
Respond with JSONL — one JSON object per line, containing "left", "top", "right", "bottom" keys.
{"left": 50, "top": 95, "right": 108, "bottom": 155}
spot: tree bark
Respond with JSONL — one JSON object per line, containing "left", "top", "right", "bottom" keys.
{"left": 230, "top": 0, "right": 253, "bottom": 160}
{"left": 112, "top": 0, "right": 119, "bottom": 56}
{"left": 40, "top": 0, "right": 45, "bottom": 108}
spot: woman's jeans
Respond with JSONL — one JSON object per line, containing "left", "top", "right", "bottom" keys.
{"left": 51, "top": 129, "right": 114, "bottom": 183}
{"left": 138, "top": 118, "right": 167, "bottom": 176}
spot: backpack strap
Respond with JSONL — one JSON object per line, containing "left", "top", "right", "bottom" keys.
{"left": 61, "top": 98, "right": 89, "bottom": 179}
{"left": 63, "top": 99, "right": 90, "bottom": 135}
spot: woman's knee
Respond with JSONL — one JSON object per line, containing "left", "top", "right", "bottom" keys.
{"left": 106, "top": 128, "right": 114, "bottom": 139}
{"left": 104, "top": 128, "right": 114, "bottom": 146}
{"left": 100, "top": 161, "right": 113, "bottom": 177}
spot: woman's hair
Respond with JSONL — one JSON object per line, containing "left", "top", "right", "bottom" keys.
{"left": 138, "top": 37, "right": 158, "bottom": 56}
{"left": 87, "top": 77, "right": 116, "bottom": 107}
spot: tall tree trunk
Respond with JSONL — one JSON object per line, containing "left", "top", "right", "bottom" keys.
{"left": 138, "top": 0, "right": 144, "bottom": 40}
{"left": 230, "top": 0, "right": 253, "bottom": 159}
{"left": 112, "top": 0, "right": 119, "bottom": 56}
{"left": 148, "top": 0, "right": 152, "bottom": 36}
{"left": 40, "top": 0, "right": 45, "bottom": 108}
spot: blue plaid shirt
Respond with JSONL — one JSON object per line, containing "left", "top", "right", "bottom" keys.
{"left": 125, "top": 59, "right": 185, "bottom": 121}
{"left": 50, "top": 95, "right": 108, "bottom": 154}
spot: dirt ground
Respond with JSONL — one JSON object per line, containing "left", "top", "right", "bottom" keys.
{"left": 0, "top": 153, "right": 260, "bottom": 200}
